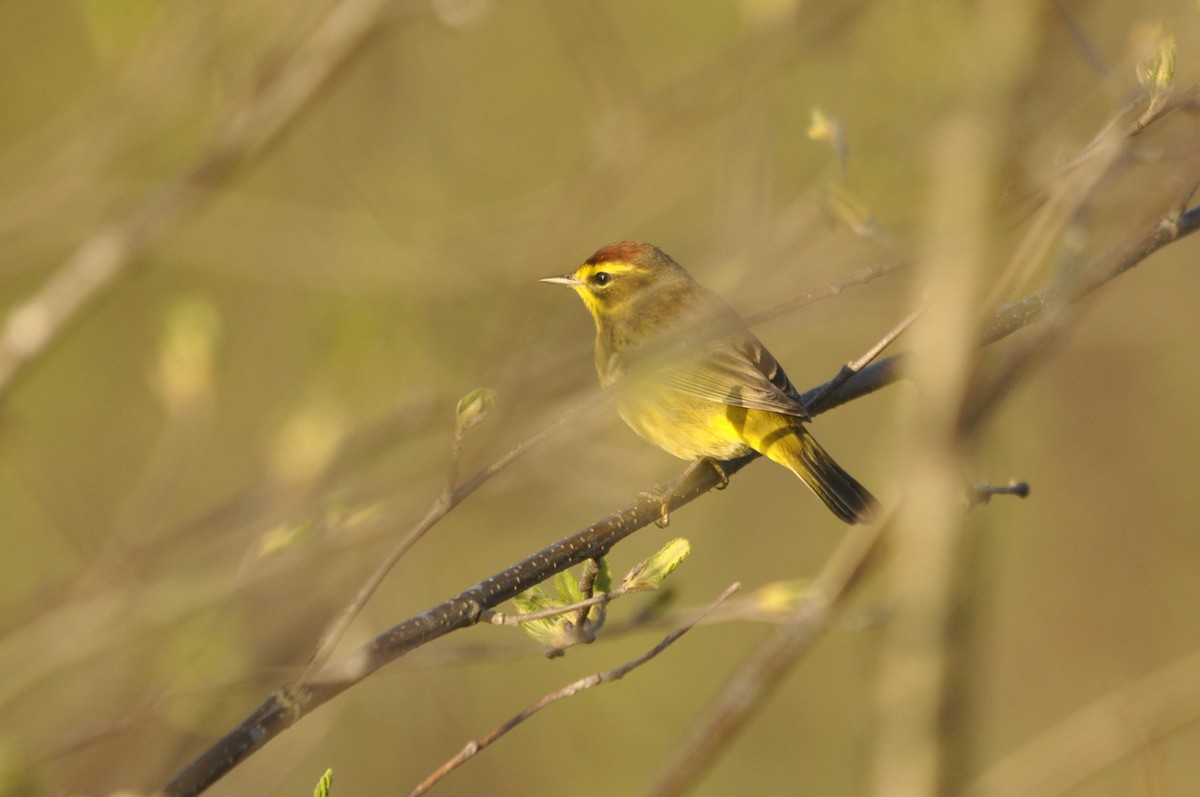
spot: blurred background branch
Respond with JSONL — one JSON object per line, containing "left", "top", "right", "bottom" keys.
{"left": 966, "top": 647, "right": 1200, "bottom": 797}
{"left": 0, "top": 0, "right": 416, "bottom": 401}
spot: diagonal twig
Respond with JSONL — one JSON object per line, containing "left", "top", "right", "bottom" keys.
{"left": 805, "top": 301, "right": 927, "bottom": 415}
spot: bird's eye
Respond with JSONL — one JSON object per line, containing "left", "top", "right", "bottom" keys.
{"left": 591, "top": 271, "right": 612, "bottom": 287}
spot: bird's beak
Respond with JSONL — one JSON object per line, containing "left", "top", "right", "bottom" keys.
{"left": 539, "top": 274, "right": 583, "bottom": 287}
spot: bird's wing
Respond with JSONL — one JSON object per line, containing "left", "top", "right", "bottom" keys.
{"left": 653, "top": 333, "right": 812, "bottom": 420}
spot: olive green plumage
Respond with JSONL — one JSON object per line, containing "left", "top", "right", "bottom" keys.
{"left": 543, "top": 241, "right": 876, "bottom": 524}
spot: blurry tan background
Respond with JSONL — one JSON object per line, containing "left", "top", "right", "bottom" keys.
{"left": 2, "top": 1, "right": 1200, "bottom": 795}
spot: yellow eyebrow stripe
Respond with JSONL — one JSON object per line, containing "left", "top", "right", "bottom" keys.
{"left": 577, "top": 261, "right": 639, "bottom": 279}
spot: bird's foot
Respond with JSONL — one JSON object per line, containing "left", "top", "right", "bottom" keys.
{"left": 646, "top": 459, "right": 728, "bottom": 528}
{"left": 636, "top": 485, "right": 674, "bottom": 528}
{"left": 655, "top": 504, "right": 671, "bottom": 529}
{"left": 705, "top": 459, "right": 730, "bottom": 490}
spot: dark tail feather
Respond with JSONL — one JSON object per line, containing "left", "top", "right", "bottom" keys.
{"left": 790, "top": 427, "right": 876, "bottom": 524}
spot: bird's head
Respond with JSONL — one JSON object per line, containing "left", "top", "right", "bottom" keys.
{"left": 541, "top": 241, "right": 692, "bottom": 330}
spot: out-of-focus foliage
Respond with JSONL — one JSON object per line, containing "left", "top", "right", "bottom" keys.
{"left": 2, "top": 1, "right": 1200, "bottom": 796}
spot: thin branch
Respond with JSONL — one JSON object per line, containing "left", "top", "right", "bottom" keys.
{"left": 37, "top": 695, "right": 163, "bottom": 761}
{"left": 805, "top": 302, "right": 926, "bottom": 414}
{"left": 297, "top": 396, "right": 593, "bottom": 681}
{"left": 978, "top": 185, "right": 1200, "bottom": 349}
{"left": 571, "top": 557, "right": 603, "bottom": 634}
{"left": 408, "top": 583, "right": 741, "bottom": 797}
{"left": 963, "top": 197, "right": 1200, "bottom": 435}
{"left": 970, "top": 481, "right": 1030, "bottom": 506}
{"left": 297, "top": 499, "right": 446, "bottom": 681}
{"left": 740, "top": 257, "right": 905, "bottom": 331}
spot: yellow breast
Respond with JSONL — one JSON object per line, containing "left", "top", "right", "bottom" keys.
{"left": 615, "top": 381, "right": 753, "bottom": 461}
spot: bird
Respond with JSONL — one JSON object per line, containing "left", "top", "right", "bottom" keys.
{"left": 541, "top": 241, "right": 875, "bottom": 524}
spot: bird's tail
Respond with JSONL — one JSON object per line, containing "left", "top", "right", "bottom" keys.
{"left": 769, "top": 425, "right": 876, "bottom": 524}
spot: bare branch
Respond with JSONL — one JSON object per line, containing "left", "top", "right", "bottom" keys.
{"left": 805, "top": 302, "right": 926, "bottom": 414}
{"left": 970, "top": 481, "right": 1030, "bottom": 506}
{"left": 870, "top": 109, "right": 995, "bottom": 797}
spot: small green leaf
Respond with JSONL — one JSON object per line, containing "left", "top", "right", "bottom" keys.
{"left": 752, "top": 579, "right": 809, "bottom": 615}
{"left": 555, "top": 570, "right": 584, "bottom": 604}
{"left": 455, "top": 388, "right": 497, "bottom": 437}
{"left": 593, "top": 557, "right": 612, "bottom": 594}
{"left": 512, "top": 589, "right": 568, "bottom": 647}
{"left": 807, "top": 107, "right": 839, "bottom": 143}
{"left": 313, "top": 768, "right": 333, "bottom": 797}
{"left": 512, "top": 587, "right": 552, "bottom": 616}
{"left": 1137, "top": 26, "right": 1176, "bottom": 96}
{"left": 624, "top": 538, "right": 691, "bottom": 591}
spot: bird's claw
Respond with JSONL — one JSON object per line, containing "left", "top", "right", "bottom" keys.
{"left": 708, "top": 459, "right": 730, "bottom": 490}
{"left": 638, "top": 485, "right": 673, "bottom": 528}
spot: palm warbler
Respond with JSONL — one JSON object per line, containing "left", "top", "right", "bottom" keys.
{"left": 542, "top": 241, "right": 875, "bottom": 524}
